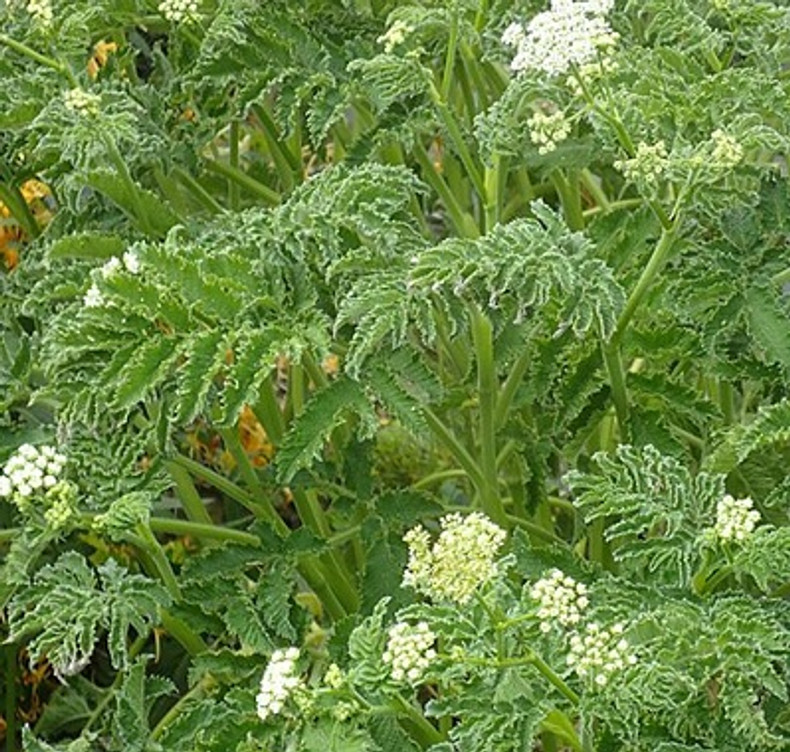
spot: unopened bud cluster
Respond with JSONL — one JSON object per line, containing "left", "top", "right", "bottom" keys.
{"left": 383, "top": 621, "right": 436, "bottom": 684}
{"left": 377, "top": 19, "right": 413, "bottom": 53}
{"left": 714, "top": 494, "right": 760, "bottom": 542}
{"left": 26, "top": 0, "right": 53, "bottom": 26}
{"left": 504, "top": 0, "right": 618, "bottom": 77}
{"left": 614, "top": 141, "right": 669, "bottom": 185}
{"left": 403, "top": 512, "right": 507, "bottom": 604}
{"left": 0, "top": 444, "right": 66, "bottom": 501}
{"left": 256, "top": 648, "right": 302, "bottom": 722}
{"left": 158, "top": 0, "right": 199, "bottom": 23}
{"left": 528, "top": 110, "right": 571, "bottom": 154}
{"left": 710, "top": 129, "right": 743, "bottom": 169}
{"left": 63, "top": 88, "right": 101, "bottom": 117}
{"left": 83, "top": 252, "right": 140, "bottom": 308}
{"left": 530, "top": 569, "right": 589, "bottom": 631}
{"left": 567, "top": 622, "right": 636, "bottom": 687}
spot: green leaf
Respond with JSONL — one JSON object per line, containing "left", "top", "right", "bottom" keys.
{"left": 745, "top": 284, "right": 790, "bottom": 369}
{"left": 109, "top": 337, "right": 180, "bottom": 411}
{"left": 49, "top": 233, "right": 126, "bottom": 260}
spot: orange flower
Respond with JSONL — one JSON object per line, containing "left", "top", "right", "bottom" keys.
{"left": 87, "top": 40, "right": 118, "bottom": 79}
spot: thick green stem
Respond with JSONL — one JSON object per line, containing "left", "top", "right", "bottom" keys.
{"left": 149, "top": 517, "right": 259, "bottom": 546}
{"left": 101, "top": 132, "right": 155, "bottom": 237}
{"left": 251, "top": 103, "right": 301, "bottom": 176}
{"left": 218, "top": 427, "right": 288, "bottom": 534}
{"left": 203, "top": 158, "right": 280, "bottom": 206}
{"left": 469, "top": 306, "right": 508, "bottom": 526}
{"left": 151, "top": 676, "right": 215, "bottom": 740}
{"left": 601, "top": 343, "right": 630, "bottom": 442}
{"left": 0, "top": 33, "right": 67, "bottom": 75}
{"left": 159, "top": 610, "right": 208, "bottom": 656}
{"left": 253, "top": 376, "right": 285, "bottom": 445}
{"left": 494, "top": 347, "right": 531, "bottom": 429}
{"left": 613, "top": 225, "right": 678, "bottom": 343}
{"left": 164, "top": 460, "right": 213, "bottom": 525}
{"left": 0, "top": 182, "right": 40, "bottom": 239}
{"left": 484, "top": 153, "right": 503, "bottom": 232}
{"left": 392, "top": 695, "right": 445, "bottom": 748}
{"left": 413, "top": 142, "right": 478, "bottom": 238}
{"left": 135, "top": 523, "right": 182, "bottom": 600}
{"left": 5, "top": 643, "right": 17, "bottom": 752}
{"left": 551, "top": 170, "right": 585, "bottom": 232}
{"left": 441, "top": 5, "right": 460, "bottom": 102}
{"left": 171, "top": 166, "right": 225, "bottom": 214}
{"left": 423, "top": 407, "right": 486, "bottom": 492}
{"left": 429, "top": 82, "right": 487, "bottom": 204}
{"left": 228, "top": 120, "right": 241, "bottom": 210}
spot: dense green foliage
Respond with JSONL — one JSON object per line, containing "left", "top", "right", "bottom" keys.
{"left": 2, "top": 0, "right": 790, "bottom": 750}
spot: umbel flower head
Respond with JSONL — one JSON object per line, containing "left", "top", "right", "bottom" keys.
{"left": 567, "top": 621, "right": 636, "bottom": 687}
{"left": 383, "top": 621, "right": 437, "bottom": 684}
{"left": 256, "top": 647, "right": 302, "bottom": 722}
{"left": 26, "top": 0, "right": 53, "bottom": 27}
{"left": 505, "top": 0, "right": 618, "bottom": 77}
{"left": 714, "top": 494, "right": 760, "bottom": 542}
{"left": 614, "top": 141, "right": 669, "bottom": 186}
{"left": 528, "top": 109, "right": 572, "bottom": 154}
{"left": 63, "top": 88, "right": 101, "bottom": 117}
{"left": 530, "top": 569, "right": 589, "bottom": 631}
{"left": 0, "top": 444, "right": 66, "bottom": 503}
{"left": 402, "top": 512, "right": 507, "bottom": 604}
{"left": 158, "top": 0, "right": 199, "bottom": 23}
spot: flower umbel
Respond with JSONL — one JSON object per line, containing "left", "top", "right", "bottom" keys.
{"left": 402, "top": 512, "right": 507, "bottom": 604}
{"left": 710, "top": 129, "right": 743, "bottom": 169}
{"left": 63, "top": 88, "right": 101, "bottom": 117}
{"left": 377, "top": 20, "right": 413, "bottom": 53}
{"left": 26, "top": 0, "right": 53, "bottom": 26}
{"left": 528, "top": 110, "right": 572, "bottom": 154}
{"left": 714, "top": 494, "right": 760, "bottom": 542}
{"left": 83, "top": 284, "right": 105, "bottom": 308}
{"left": 567, "top": 622, "right": 636, "bottom": 687}
{"left": 614, "top": 141, "right": 669, "bottom": 185}
{"left": 158, "top": 0, "right": 199, "bottom": 23}
{"left": 506, "top": 0, "right": 618, "bottom": 77}
{"left": 383, "top": 621, "right": 437, "bottom": 684}
{"left": 256, "top": 648, "right": 302, "bottom": 722}
{"left": 530, "top": 569, "right": 589, "bottom": 631}
{"left": 1, "top": 444, "right": 66, "bottom": 504}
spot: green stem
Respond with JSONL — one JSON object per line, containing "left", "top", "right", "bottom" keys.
{"left": 413, "top": 141, "right": 478, "bottom": 238}
{"left": 582, "top": 197, "right": 643, "bottom": 219}
{"left": 151, "top": 676, "right": 215, "bottom": 740}
{"left": 494, "top": 347, "right": 531, "bottom": 429}
{"left": 0, "top": 182, "right": 40, "bottom": 239}
{"left": 469, "top": 306, "right": 508, "bottom": 526}
{"left": 0, "top": 33, "right": 67, "bottom": 75}
{"left": 612, "top": 224, "right": 678, "bottom": 343}
{"left": 411, "top": 468, "right": 467, "bottom": 489}
{"left": 253, "top": 377, "right": 285, "bottom": 445}
{"left": 228, "top": 120, "right": 241, "bottom": 210}
{"left": 101, "top": 132, "right": 155, "bottom": 237}
{"left": 149, "top": 517, "right": 259, "bottom": 546}
{"left": 171, "top": 166, "right": 226, "bottom": 214}
{"left": 134, "top": 523, "right": 182, "bottom": 600}
{"left": 579, "top": 168, "right": 610, "bottom": 212}
{"left": 0, "top": 527, "right": 19, "bottom": 543}
{"left": 164, "top": 460, "right": 213, "bottom": 525}
{"left": 429, "top": 83, "right": 487, "bottom": 204}
{"left": 551, "top": 170, "right": 585, "bottom": 231}
{"left": 171, "top": 454, "right": 276, "bottom": 524}
{"left": 601, "top": 343, "right": 630, "bottom": 442}
{"left": 251, "top": 103, "right": 301, "bottom": 174}
{"left": 506, "top": 514, "right": 566, "bottom": 546}
{"left": 159, "top": 610, "right": 208, "bottom": 656}
{"left": 484, "top": 153, "right": 502, "bottom": 232}
{"left": 218, "top": 427, "right": 288, "bottom": 534}
{"left": 203, "top": 158, "right": 280, "bottom": 206}
{"left": 771, "top": 265, "right": 790, "bottom": 287}
{"left": 441, "top": 4, "right": 460, "bottom": 102}
{"left": 392, "top": 694, "right": 444, "bottom": 748}
{"left": 423, "top": 407, "right": 486, "bottom": 493}
{"left": 5, "top": 643, "right": 17, "bottom": 752}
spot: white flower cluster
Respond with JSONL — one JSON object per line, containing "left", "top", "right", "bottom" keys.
{"left": 256, "top": 648, "right": 302, "bottom": 722}
{"left": 83, "top": 253, "right": 140, "bottom": 309}
{"left": 158, "top": 0, "right": 199, "bottom": 23}
{"left": 377, "top": 19, "right": 413, "bottom": 53}
{"left": 63, "top": 88, "right": 101, "bottom": 117}
{"left": 614, "top": 140, "right": 669, "bottom": 185}
{"left": 0, "top": 444, "right": 66, "bottom": 501}
{"left": 383, "top": 621, "right": 436, "bottom": 684}
{"left": 504, "top": 0, "right": 618, "bottom": 77}
{"left": 710, "top": 129, "right": 743, "bottom": 169}
{"left": 403, "top": 512, "right": 507, "bottom": 604}
{"left": 530, "top": 569, "right": 589, "bottom": 632}
{"left": 528, "top": 110, "right": 572, "bottom": 154}
{"left": 567, "top": 622, "right": 636, "bottom": 687}
{"left": 26, "top": 0, "right": 53, "bottom": 26}
{"left": 714, "top": 494, "right": 760, "bottom": 542}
